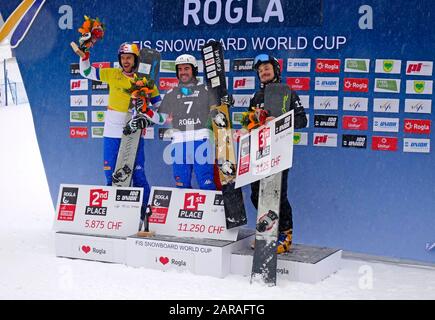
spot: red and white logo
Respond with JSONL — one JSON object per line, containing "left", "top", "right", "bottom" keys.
{"left": 89, "top": 189, "right": 109, "bottom": 207}
{"left": 70, "top": 127, "right": 88, "bottom": 138}
{"left": 286, "top": 77, "right": 310, "bottom": 91}
{"left": 92, "top": 62, "right": 111, "bottom": 69}
{"left": 343, "top": 78, "right": 369, "bottom": 92}
{"left": 184, "top": 193, "right": 206, "bottom": 211}
{"left": 159, "top": 78, "right": 179, "bottom": 91}
{"left": 372, "top": 136, "right": 398, "bottom": 151}
{"left": 406, "top": 61, "right": 433, "bottom": 76}
{"left": 81, "top": 246, "right": 91, "bottom": 254}
{"left": 70, "top": 79, "right": 88, "bottom": 91}
{"left": 313, "top": 133, "right": 338, "bottom": 147}
{"left": 233, "top": 77, "right": 255, "bottom": 90}
{"left": 404, "top": 119, "right": 431, "bottom": 134}
{"left": 315, "top": 59, "right": 340, "bottom": 73}
{"left": 342, "top": 116, "right": 368, "bottom": 130}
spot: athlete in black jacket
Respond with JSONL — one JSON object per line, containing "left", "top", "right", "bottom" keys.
{"left": 249, "top": 54, "right": 307, "bottom": 253}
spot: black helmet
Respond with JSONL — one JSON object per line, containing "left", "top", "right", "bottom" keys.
{"left": 253, "top": 54, "right": 281, "bottom": 84}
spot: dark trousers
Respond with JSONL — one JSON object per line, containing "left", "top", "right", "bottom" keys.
{"left": 250, "top": 169, "right": 293, "bottom": 232}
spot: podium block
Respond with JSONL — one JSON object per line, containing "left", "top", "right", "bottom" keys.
{"left": 55, "top": 232, "right": 127, "bottom": 264}
{"left": 126, "top": 229, "right": 255, "bottom": 278}
{"left": 231, "top": 244, "right": 342, "bottom": 284}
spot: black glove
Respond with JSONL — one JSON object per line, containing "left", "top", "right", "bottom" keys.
{"left": 123, "top": 114, "right": 152, "bottom": 135}
{"left": 221, "top": 94, "right": 234, "bottom": 107}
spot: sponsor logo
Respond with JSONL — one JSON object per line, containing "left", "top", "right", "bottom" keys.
{"left": 315, "top": 77, "right": 339, "bottom": 91}
{"left": 275, "top": 115, "right": 293, "bottom": 134}
{"left": 315, "top": 59, "right": 340, "bottom": 73}
{"left": 293, "top": 132, "right": 308, "bottom": 146}
{"left": 313, "top": 133, "right": 338, "bottom": 147}
{"left": 342, "top": 97, "right": 368, "bottom": 112}
{"left": 70, "top": 111, "right": 87, "bottom": 123}
{"left": 70, "top": 79, "right": 88, "bottom": 91}
{"left": 406, "top": 61, "right": 433, "bottom": 76}
{"left": 91, "top": 127, "right": 104, "bottom": 139}
{"left": 343, "top": 78, "right": 369, "bottom": 92}
{"left": 233, "top": 58, "right": 254, "bottom": 71}
{"left": 142, "top": 127, "right": 155, "bottom": 140}
{"left": 403, "top": 138, "right": 430, "bottom": 153}
{"left": 70, "top": 127, "right": 88, "bottom": 138}
{"left": 92, "top": 80, "right": 109, "bottom": 91}
{"left": 374, "top": 79, "right": 400, "bottom": 93}
{"left": 233, "top": 94, "right": 251, "bottom": 107}
{"left": 374, "top": 59, "right": 401, "bottom": 74}
{"left": 314, "top": 115, "right": 338, "bottom": 128}
{"left": 92, "top": 62, "right": 110, "bottom": 69}
{"left": 344, "top": 59, "right": 369, "bottom": 73}
{"left": 314, "top": 96, "right": 338, "bottom": 110}
{"left": 232, "top": 112, "right": 244, "bottom": 126}
{"left": 403, "top": 119, "right": 431, "bottom": 134}
{"left": 373, "top": 117, "right": 400, "bottom": 132}
{"left": 179, "top": 193, "right": 206, "bottom": 220}
{"left": 238, "top": 136, "right": 251, "bottom": 175}
{"left": 70, "top": 95, "right": 88, "bottom": 107}
{"left": 149, "top": 190, "right": 172, "bottom": 224}
{"left": 91, "top": 95, "right": 109, "bottom": 107}
{"left": 233, "top": 77, "right": 255, "bottom": 90}
{"left": 158, "top": 128, "right": 174, "bottom": 141}
{"left": 213, "top": 194, "right": 224, "bottom": 206}
{"left": 160, "top": 60, "right": 176, "bottom": 73}
{"left": 70, "top": 63, "right": 80, "bottom": 75}
{"left": 159, "top": 78, "right": 179, "bottom": 91}
{"left": 372, "top": 136, "right": 398, "bottom": 151}
{"left": 287, "top": 58, "right": 311, "bottom": 72}
{"left": 404, "top": 99, "right": 432, "bottom": 114}
{"left": 286, "top": 77, "right": 310, "bottom": 91}
{"left": 342, "top": 116, "right": 368, "bottom": 131}
{"left": 373, "top": 99, "right": 400, "bottom": 113}
{"left": 406, "top": 80, "right": 433, "bottom": 95}
{"left": 342, "top": 135, "right": 367, "bottom": 149}
{"left": 256, "top": 127, "right": 271, "bottom": 160}
{"left": 92, "top": 111, "right": 105, "bottom": 123}
{"left": 57, "top": 187, "right": 79, "bottom": 221}
{"left": 116, "top": 190, "right": 141, "bottom": 202}
{"left": 85, "top": 189, "right": 109, "bottom": 216}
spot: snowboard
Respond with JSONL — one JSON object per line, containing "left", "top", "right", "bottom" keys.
{"left": 112, "top": 48, "right": 161, "bottom": 187}
{"left": 201, "top": 40, "right": 247, "bottom": 229}
{"left": 251, "top": 83, "right": 293, "bottom": 286}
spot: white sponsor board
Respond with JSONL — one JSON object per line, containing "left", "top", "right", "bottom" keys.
{"left": 375, "top": 59, "right": 402, "bottom": 74}
{"left": 314, "top": 96, "right": 338, "bottom": 110}
{"left": 344, "top": 59, "right": 370, "bottom": 73}
{"left": 235, "top": 111, "right": 294, "bottom": 188}
{"left": 373, "top": 99, "right": 400, "bottom": 113}
{"left": 70, "top": 111, "right": 88, "bottom": 123}
{"left": 373, "top": 117, "right": 400, "bottom": 132}
{"left": 313, "top": 133, "right": 338, "bottom": 147}
{"left": 91, "top": 94, "right": 109, "bottom": 107}
{"left": 91, "top": 111, "right": 105, "bottom": 123}
{"left": 342, "top": 97, "right": 368, "bottom": 112}
{"left": 315, "top": 77, "right": 340, "bottom": 91}
{"left": 147, "top": 187, "right": 239, "bottom": 241}
{"left": 91, "top": 127, "right": 104, "bottom": 138}
{"left": 54, "top": 184, "right": 143, "bottom": 238}
{"left": 70, "top": 79, "right": 88, "bottom": 91}
{"left": 403, "top": 138, "right": 430, "bottom": 153}
{"left": 287, "top": 58, "right": 311, "bottom": 72}
{"left": 299, "top": 95, "right": 310, "bottom": 109}
{"left": 406, "top": 61, "right": 433, "bottom": 76}
{"left": 374, "top": 78, "right": 401, "bottom": 93}
{"left": 233, "top": 94, "right": 252, "bottom": 107}
{"left": 406, "top": 80, "right": 433, "bottom": 94}
{"left": 142, "top": 127, "right": 155, "bottom": 139}
{"left": 294, "top": 132, "right": 308, "bottom": 146}
{"left": 138, "top": 63, "right": 151, "bottom": 75}
{"left": 404, "top": 99, "right": 432, "bottom": 114}
{"left": 70, "top": 95, "right": 88, "bottom": 107}
{"left": 233, "top": 76, "right": 256, "bottom": 90}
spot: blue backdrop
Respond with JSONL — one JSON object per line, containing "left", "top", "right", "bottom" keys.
{"left": 1, "top": 0, "right": 434, "bottom": 263}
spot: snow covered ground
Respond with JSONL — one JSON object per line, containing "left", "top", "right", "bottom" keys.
{"left": 0, "top": 104, "right": 434, "bottom": 300}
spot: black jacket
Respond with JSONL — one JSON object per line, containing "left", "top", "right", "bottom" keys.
{"left": 249, "top": 86, "right": 308, "bottom": 129}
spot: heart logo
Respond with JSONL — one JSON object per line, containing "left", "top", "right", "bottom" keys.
{"left": 293, "top": 134, "right": 301, "bottom": 144}
{"left": 82, "top": 245, "right": 91, "bottom": 254}
{"left": 383, "top": 60, "right": 394, "bottom": 72}
{"left": 159, "top": 257, "right": 169, "bottom": 265}
{"left": 414, "top": 81, "right": 425, "bottom": 93}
